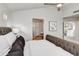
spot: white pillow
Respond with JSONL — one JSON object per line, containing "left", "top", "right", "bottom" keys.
{"left": 0, "top": 36, "right": 10, "bottom": 56}
{"left": 17, "top": 31, "right": 28, "bottom": 41}
{"left": 4, "top": 32, "right": 16, "bottom": 47}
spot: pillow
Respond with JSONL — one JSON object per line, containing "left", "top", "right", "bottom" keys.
{"left": 17, "top": 31, "right": 28, "bottom": 41}
{"left": 0, "top": 36, "right": 10, "bottom": 56}
{"left": 7, "top": 36, "right": 25, "bottom": 56}
{"left": 4, "top": 32, "right": 16, "bottom": 47}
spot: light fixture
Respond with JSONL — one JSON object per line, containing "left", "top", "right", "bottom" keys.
{"left": 3, "top": 14, "right": 7, "bottom": 20}
{"left": 44, "top": 3, "right": 63, "bottom": 11}
{"left": 57, "top": 3, "right": 63, "bottom": 8}
{"left": 56, "top": 3, "right": 63, "bottom": 11}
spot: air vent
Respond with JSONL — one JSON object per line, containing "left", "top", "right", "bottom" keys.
{"left": 73, "top": 10, "right": 79, "bottom": 13}
{"left": 44, "top": 3, "right": 57, "bottom": 5}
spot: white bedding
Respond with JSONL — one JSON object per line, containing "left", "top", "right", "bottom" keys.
{"left": 24, "top": 40, "right": 73, "bottom": 56}
{"left": 0, "top": 32, "right": 16, "bottom": 56}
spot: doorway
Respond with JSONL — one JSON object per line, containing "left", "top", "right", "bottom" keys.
{"left": 32, "top": 18, "right": 44, "bottom": 40}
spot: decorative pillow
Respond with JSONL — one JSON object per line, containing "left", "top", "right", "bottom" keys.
{"left": 7, "top": 36, "right": 25, "bottom": 56}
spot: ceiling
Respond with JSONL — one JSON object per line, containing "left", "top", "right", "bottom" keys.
{"left": 3, "top": 3, "right": 57, "bottom": 11}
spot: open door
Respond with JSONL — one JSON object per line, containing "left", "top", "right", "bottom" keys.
{"left": 32, "top": 18, "right": 44, "bottom": 40}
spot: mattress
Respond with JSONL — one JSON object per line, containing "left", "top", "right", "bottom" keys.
{"left": 24, "top": 40, "right": 73, "bottom": 56}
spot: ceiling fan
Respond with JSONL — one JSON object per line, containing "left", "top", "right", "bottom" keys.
{"left": 44, "top": 3, "right": 63, "bottom": 11}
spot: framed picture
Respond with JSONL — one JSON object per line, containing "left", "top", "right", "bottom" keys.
{"left": 49, "top": 21, "right": 57, "bottom": 31}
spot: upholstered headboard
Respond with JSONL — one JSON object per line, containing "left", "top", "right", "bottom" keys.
{"left": 46, "top": 35, "right": 79, "bottom": 56}
{"left": 63, "top": 40, "right": 79, "bottom": 56}
{"left": 46, "top": 35, "right": 64, "bottom": 48}
{"left": 0, "top": 27, "right": 12, "bottom": 35}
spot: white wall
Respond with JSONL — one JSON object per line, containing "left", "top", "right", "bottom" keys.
{"left": 63, "top": 3, "right": 79, "bottom": 43}
{"left": 0, "top": 4, "right": 10, "bottom": 27}
{"left": 63, "top": 3, "right": 79, "bottom": 18}
{"left": 75, "top": 20, "right": 79, "bottom": 41}
{"left": 8, "top": 6, "right": 63, "bottom": 41}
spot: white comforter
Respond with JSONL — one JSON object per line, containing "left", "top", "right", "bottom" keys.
{"left": 24, "top": 40, "right": 73, "bottom": 56}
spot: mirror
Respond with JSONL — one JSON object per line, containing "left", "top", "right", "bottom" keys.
{"left": 63, "top": 17, "right": 79, "bottom": 42}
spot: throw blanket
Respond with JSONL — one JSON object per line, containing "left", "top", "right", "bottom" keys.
{"left": 7, "top": 36, "right": 25, "bottom": 56}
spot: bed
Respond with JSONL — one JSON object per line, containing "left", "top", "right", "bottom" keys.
{"left": 0, "top": 27, "right": 79, "bottom": 56}
{"left": 0, "top": 27, "right": 25, "bottom": 56}
{"left": 24, "top": 40, "right": 73, "bottom": 56}
{"left": 24, "top": 35, "right": 79, "bottom": 56}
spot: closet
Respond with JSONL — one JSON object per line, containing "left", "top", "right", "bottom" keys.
{"left": 32, "top": 18, "right": 44, "bottom": 40}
